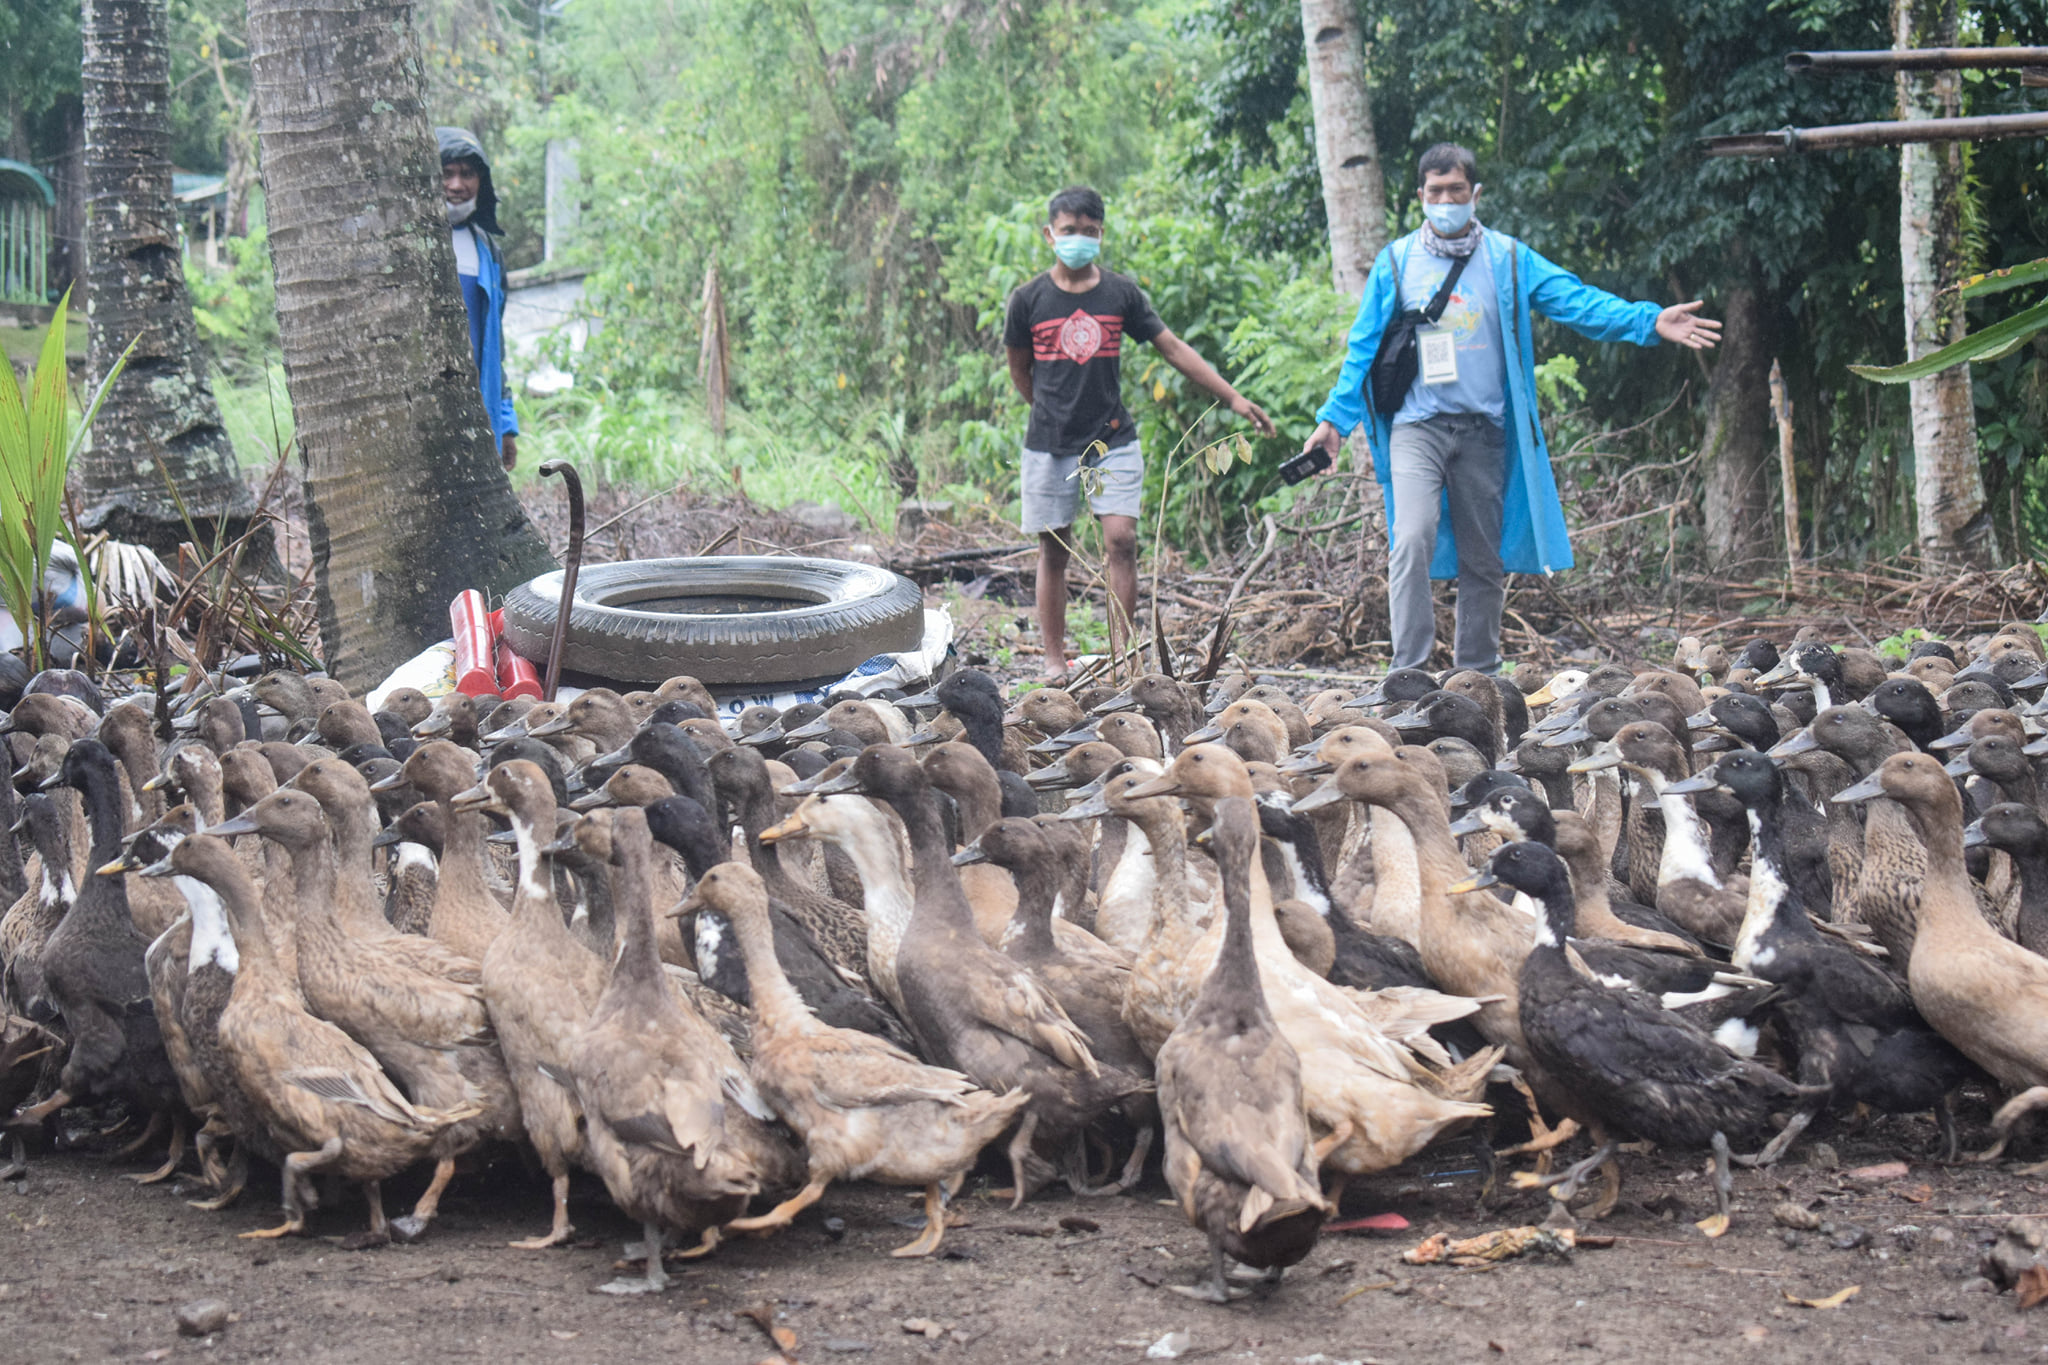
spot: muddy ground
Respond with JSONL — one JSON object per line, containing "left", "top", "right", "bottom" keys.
{"left": 6, "top": 1103, "right": 2046, "bottom": 1364}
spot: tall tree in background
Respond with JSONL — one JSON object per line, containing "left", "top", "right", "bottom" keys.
{"left": 246, "top": 0, "right": 554, "bottom": 690}
{"left": 1299, "top": 0, "right": 1386, "bottom": 297}
{"left": 78, "top": 0, "right": 255, "bottom": 554}
{"left": 1895, "top": 0, "right": 1994, "bottom": 567}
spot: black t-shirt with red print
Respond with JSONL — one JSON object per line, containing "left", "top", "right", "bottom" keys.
{"left": 1003, "top": 269, "right": 1165, "bottom": 457}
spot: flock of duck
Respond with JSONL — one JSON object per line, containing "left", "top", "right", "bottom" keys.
{"left": 7, "top": 625, "right": 2048, "bottom": 1301}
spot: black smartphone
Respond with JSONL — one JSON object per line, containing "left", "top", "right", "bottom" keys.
{"left": 1278, "top": 447, "right": 1334, "bottom": 485}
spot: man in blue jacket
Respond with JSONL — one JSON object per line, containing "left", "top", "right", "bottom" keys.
{"left": 439, "top": 127, "right": 520, "bottom": 471}
{"left": 1300, "top": 143, "right": 1719, "bottom": 674}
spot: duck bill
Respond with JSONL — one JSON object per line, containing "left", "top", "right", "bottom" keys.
{"left": 893, "top": 690, "right": 940, "bottom": 710}
{"left": 411, "top": 716, "right": 452, "bottom": 739}
{"left": 1023, "top": 760, "right": 1072, "bottom": 789}
{"left": 1684, "top": 707, "right": 1716, "bottom": 730}
{"left": 950, "top": 843, "right": 988, "bottom": 867}
{"left": 667, "top": 891, "right": 706, "bottom": 920}
{"left": 1180, "top": 724, "right": 1222, "bottom": 745}
{"left": 1446, "top": 812, "right": 1485, "bottom": 837}
{"left": 368, "top": 825, "right": 406, "bottom": 849}
{"left": 2025, "top": 735, "right": 2048, "bottom": 759}
{"left": 1091, "top": 691, "right": 1138, "bottom": 716}
{"left": 95, "top": 853, "right": 140, "bottom": 877}
{"left": 1066, "top": 774, "right": 1109, "bottom": 802}
{"left": 1387, "top": 712, "right": 1433, "bottom": 734}
{"left": 209, "top": 812, "right": 261, "bottom": 838}
{"left": 1751, "top": 661, "right": 1797, "bottom": 688}
{"left": 1447, "top": 871, "right": 1498, "bottom": 894}
{"left": 1497, "top": 750, "right": 1521, "bottom": 773}
{"left": 1059, "top": 790, "right": 1113, "bottom": 820}
{"left": 1565, "top": 745, "right": 1621, "bottom": 774}
{"left": 1927, "top": 725, "right": 1974, "bottom": 751}
{"left": 1524, "top": 684, "right": 1558, "bottom": 708}
{"left": 35, "top": 770, "right": 65, "bottom": 792}
{"left": 1276, "top": 754, "right": 1330, "bottom": 776}
{"left": 1963, "top": 819, "right": 1990, "bottom": 849}
{"left": 1941, "top": 753, "right": 1976, "bottom": 778}
{"left": 1287, "top": 781, "right": 1344, "bottom": 814}
{"left": 809, "top": 768, "right": 866, "bottom": 796}
{"left": 1660, "top": 771, "right": 1721, "bottom": 796}
{"left": 366, "top": 768, "right": 409, "bottom": 793}
{"left": 525, "top": 715, "right": 575, "bottom": 739}
{"left": 568, "top": 789, "right": 614, "bottom": 812}
{"left": 1122, "top": 774, "right": 1182, "bottom": 800}
{"left": 1831, "top": 772, "right": 1887, "bottom": 804}
{"left": 902, "top": 728, "right": 944, "bottom": 746}
{"left": 782, "top": 718, "right": 834, "bottom": 742}
{"left": 1202, "top": 693, "right": 1236, "bottom": 716}
{"left": 1766, "top": 730, "right": 1819, "bottom": 760}
{"left": 140, "top": 771, "right": 174, "bottom": 793}
{"left": 759, "top": 810, "right": 810, "bottom": 843}
{"left": 480, "top": 722, "right": 528, "bottom": 744}
{"left": 2015, "top": 669, "right": 2048, "bottom": 692}
{"left": 134, "top": 853, "right": 178, "bottom": 879}
{"left": 449, "top": 783, "right": 499, "bottom": 815}
{"left": 1540, "top": 723, "right": 1593, "bottom": 750}
{"left": 738, "top": 723, "right": 784, "bottom": 747}
{"left": 594, "top": 744, "right": 634, "bottom": 768}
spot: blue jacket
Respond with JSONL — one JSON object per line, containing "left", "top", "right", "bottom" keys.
{"left": 459, "top": 226, "right": 518, "bottom": 448}
{"left": 1316, "top": 228, "right": 1662, "bottom": 579}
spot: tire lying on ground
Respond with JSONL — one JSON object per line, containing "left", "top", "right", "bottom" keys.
{"left": 499, "top": 556, "right": 926, "bottom": 687}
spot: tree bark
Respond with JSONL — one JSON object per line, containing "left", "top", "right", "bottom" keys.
{"left": 79, "top": 0, "right": 257, "bottom": 554}
{"left": 246, "top": 0, "right": 555, "bottom": 691}
{"left": 1895, "top": 0, "right": 1995, "bottom": 568}
{"left": 1698, "top": 285, "right": 1775, "bottom": 567}
{"left": 1299, "top": 0, "right": 1387, "bottom": 298}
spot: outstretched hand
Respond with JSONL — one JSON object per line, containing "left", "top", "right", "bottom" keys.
{"left": 1656, "top": 301, "right": 1722, "bottom": 351}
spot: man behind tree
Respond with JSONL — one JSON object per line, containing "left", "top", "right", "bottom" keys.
{"left": 1004, "top": 186, "right": 1275, "bottom": 682}
{"left": 1299, "top": 143, "right": 1720, "bottom": 673}
{"left": 438, "top": 127, "right": 519, "bottom": 471}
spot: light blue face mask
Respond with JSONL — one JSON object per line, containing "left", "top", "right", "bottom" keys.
{"left": 1424, "top": 199, "right": 1475, "bottom": 236}
{"left": 1052, "top": 233, "right": 1101, "bottom": 269}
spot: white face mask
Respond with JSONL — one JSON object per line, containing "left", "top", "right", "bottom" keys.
{"left": 446, "top": 198, "right": 477, "bottom": 227}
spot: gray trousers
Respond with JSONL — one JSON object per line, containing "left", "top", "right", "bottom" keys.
{"left": 1387, "top": 413, "right": 1507, "bottom": 673}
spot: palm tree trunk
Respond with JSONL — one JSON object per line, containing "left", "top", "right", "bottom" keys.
{"left": 1894, "top": 0, "right": 1995, "bottom": 568}
{"left": 79, "top": 0, "right": 256, "bottom": 552}
{"left": 1299, "top": 0, "right": 1388, "bottom": 298}
{"left": 246, "top": 0, "right": 556, "bottom": 691}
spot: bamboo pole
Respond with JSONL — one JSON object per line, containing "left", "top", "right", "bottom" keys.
{"left": 1770, "top": 359, "right": 1800, "bottom": 586}
{"left": 1787, "top": 46, "right": 2048, "bottom": 76}
{"left": 1699, "top": 110, "right": 2048, "bottom": 158}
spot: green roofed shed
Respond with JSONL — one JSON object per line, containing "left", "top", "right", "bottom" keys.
{"left": 0, "top": 160, "right": 55, "bottom": 307}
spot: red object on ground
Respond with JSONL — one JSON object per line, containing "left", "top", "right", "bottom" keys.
{"left": 450, "top": 591, "right": 498, "bottom": 696}
{"left": 1325, "top": 1212, "right": 1412, "bottom": 1234}
{"left": 495, "top": 637, "right": 543, "bottom": 700}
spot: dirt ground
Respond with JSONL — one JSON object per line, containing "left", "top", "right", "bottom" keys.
{"left": 7, "top": 1103, "right": 2047, "bottom": 1365}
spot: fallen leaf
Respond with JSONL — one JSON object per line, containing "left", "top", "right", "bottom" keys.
{"left": 1488, "top": 1341, "right": 1506, "bottom": 1353}
{"left": 1696, "top": 1213, "right": 1731, "bottom": 1239}
{"left": 2019, "top": 1266, "right": 2048, "bottom": 1311}
{"left": 1782, "top": 1285, "right": 1861, "bottom": 1310}
{"left": 1058, "top": 1215, "right": 1100, "bottom": 1234}
{"left": 1575, "top": 1234, "right": 1616, "bottom": 1249}
{"left": 1772, "top": 1202, "right": 1822, "bottom": 1231}
{"left": 141, "top": 1352, "right": 172, "bottom": 1363}
{"left": 900, "top": 1318, "right": 946, "bottom": 1338}
{"left": 549, "top": 1331, "right": 579, "bottom": 1341}
{"left": 1845, "top": 1161, "right": 1910, "bottom": 1183}
{"left": 1897, "top": 1184, "right": 1934, "bottom": 1204}
{"left": 1336, "top": 1279, "right": 1398, "bottom": 1304}
{"left": 1327, "top": 1212, "right": 1412, "bottom": 1234}
{"left": 1403, "top": 1226, "right": 1575, "bottom": 1265}
{"left": 1739, "top": 1325, "right": 1769, "bottom": 1344}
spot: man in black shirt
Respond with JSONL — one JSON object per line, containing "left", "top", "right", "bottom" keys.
{"left": 1004, "top": 186, "right": 1274, "bottom": 681}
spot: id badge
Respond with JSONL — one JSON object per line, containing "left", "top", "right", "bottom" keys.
{"left": 1418, "top": 326, "right": 1458, "bottom": 386}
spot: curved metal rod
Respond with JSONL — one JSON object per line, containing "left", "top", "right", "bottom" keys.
{"left": 538, "top": 458, "right": 585, "bottom": 702}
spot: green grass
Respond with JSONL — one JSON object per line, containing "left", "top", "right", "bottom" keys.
{"left": 213, "top": 364, "right": 296, "bottom": 467}
{"left": 2, "top": 317, "right": 87, "bottom": 369}
{"left": 511, "top": 384, "right": 904, "bottom": 531}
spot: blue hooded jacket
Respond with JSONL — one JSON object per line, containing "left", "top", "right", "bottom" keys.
{"left": 1316, "top": 227, "right": 1662, "bottom": 579}
{"left": 437, "top": 126, "right": 518, "bottom": 450}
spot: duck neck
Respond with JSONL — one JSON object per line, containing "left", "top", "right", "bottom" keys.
{"left": 1197, "top": 840, "right": 1264, "bottom": 1015}
{"left": 941, "top": 773, "right": 1000, "bottom": 842}
{"left": 210, "top": 861, "right": 281, "bottom": 985}
{"left": 606, "top": 830, "right": 667, "bottom": 992}
{"left": 1526, "top": 882, "right": 1575, "bottom": 962}
{"left": 1899, "top": 797, "right": 1976, "bottom": 935}
{"left": 1649, "top": 774, "right": 1721, "bottom": 891}
{"left": 889, "top": 786, "right": 981, "bottom": 936}
{"left": 956, "top": 708, "right": 1006, "bottom": 773}
{"left": 180, "top": 874, "right": 239, "bottom": 974}
{"left": 2004, "top": 838, "right": 2048, "bottom": 949}
{"left": 1131, "top": 804, "right": 1191, "bottom": 932}
{"left": 509, "top": 809, "right": 565, "bottom": 929}
{"left": 726, "top": 898, "right": 811, "bottom": 1029}
{"left": 324, "top": 798, "right": 387, "bottom": 932}
{"left": 1733, "top": 797, "right": 1815, "bottom": 969}
{"left": 73, "top": 761, "right": 136, "bottom": 931}
{"left": 820, "top": 808, "right": 913, "bottom": 943}
{"left": 1003, "top": 856, "right": 1060, "bottom": 956}
{"left": 435, "top": 796, "right": 496, "bottom": 916}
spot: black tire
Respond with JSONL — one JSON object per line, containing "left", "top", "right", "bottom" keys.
{"left": 500, "top": 556, "right": 926, "bottom": 687}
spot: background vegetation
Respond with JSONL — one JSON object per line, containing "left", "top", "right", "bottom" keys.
{"left": 7, "top": 0, "right": 2047, "bottom": 572}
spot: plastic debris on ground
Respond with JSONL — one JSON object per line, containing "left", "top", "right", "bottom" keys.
{"left": 1403, "top": 1226, "right": 1581, "bottom": 1266}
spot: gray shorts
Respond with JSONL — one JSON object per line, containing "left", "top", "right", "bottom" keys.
{"left": 1019, "top": 441, "right": 1144, "bottom": 533}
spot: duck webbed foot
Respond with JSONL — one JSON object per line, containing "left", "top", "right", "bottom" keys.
{"left": 188, "top": 1144, "right": 248, "bottom": 1212}
{"left": 1731, "top": 1108, "right": 1813, "bottom": 1168}
{"left": 890, "top": 1183, "right": 949, "bottom": 1258}
{"left": 1513, "top": 1140, "right": 1617, "bottom": 1206}
{"left": 389, "top": 1156, "right": 456, "bottom": 1243}
{"left": 240, "top": 1136, "right": 342, "bottom": 1240}
{"left": 339, "top": 1180, "right": 393, "bottom": 1251}
{"left": 1168, "top": 1244, "right": 1248, "bottom": 1304}
{"left": 727, "top": 1178, "right": 829, "bottom": 1236}
{"left": 509, "top": 1174, "right": 577, "bottom": 1250}
{"left": 598, "top": 1223, "right": 673, "bottom": 1294}
{"left": 6, "top": 1088, "right": 72, "bottom": 1129}
{"left": 128, "top": 1112, "right": 187, "bottom": 1184}
{"left": 0, "top": 1132, "right": 28, "bottom": 1182}
{"left": 109, "top": 1109, "right": 168, "bottom": 1160}
{"left": 1978, "top": 1086, "right": 2048, "bottom": 1165}
{"left": 1116, "top": 1124, "right": 1155, "bottom": 1192}
{"left": 1692, "top": 1131, "right": 1738, "bottom": 1238}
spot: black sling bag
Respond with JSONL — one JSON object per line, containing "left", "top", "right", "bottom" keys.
{"left": 1366, "top": 248, "right": 1470, "bottom": 419}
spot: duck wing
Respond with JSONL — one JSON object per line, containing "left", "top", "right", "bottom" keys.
{"left": 954, "top": 955, "right": 1100, "bottom": 1076}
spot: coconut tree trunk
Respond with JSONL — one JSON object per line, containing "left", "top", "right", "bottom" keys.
{"left": 1698, "top": 284, "right": 1776, "bottom": 567}
{"left": 1299, "top": 0, "right": 1387, "bottom": 298}
{"left": 246, "top": 0, "right": 555, "bottom": 691}
{"left": 78, "top": 0, "right": 256, "bottom": 552}
{"left": 1895, "top": 0, "right": 1995, "bottom": 568}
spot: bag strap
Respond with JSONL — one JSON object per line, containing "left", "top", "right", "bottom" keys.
{"left": 1421, "top": 248, "right": 1471, "bottom": 323}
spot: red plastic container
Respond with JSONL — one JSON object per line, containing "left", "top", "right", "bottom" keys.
{"left": 495, "top": 637, "right": 543, "bottom": 700}
{"left": 449, "top": 590, "right": 498, "bottom": 697}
